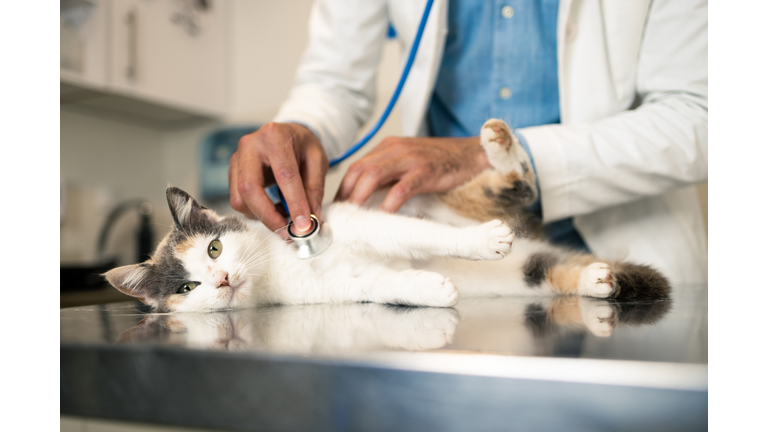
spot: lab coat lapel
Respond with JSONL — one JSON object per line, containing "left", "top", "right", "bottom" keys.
{"left": 396, "top": 0, "right": 448, "bottom": 137}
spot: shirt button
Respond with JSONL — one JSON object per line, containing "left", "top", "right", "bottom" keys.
{"left": 499, "top": 87, "right": 512, "bottom": 99}
{"left": 501, "top": 5, "right": 515, "bottom": 19}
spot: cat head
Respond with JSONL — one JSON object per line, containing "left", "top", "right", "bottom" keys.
{"left": 105, "top": 187, "right": 266, "bottom": 312}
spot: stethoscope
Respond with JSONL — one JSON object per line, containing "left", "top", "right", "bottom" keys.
{"left": 268, "top": 0, "right": 435, "bottom": 258}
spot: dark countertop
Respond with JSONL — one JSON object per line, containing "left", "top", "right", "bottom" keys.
{"left": 61, "top": 284, "right": 707, "bottom": 432}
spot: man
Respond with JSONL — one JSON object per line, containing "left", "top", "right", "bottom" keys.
{"left": 229, "top": 0, "right": 707, "bottom": 284}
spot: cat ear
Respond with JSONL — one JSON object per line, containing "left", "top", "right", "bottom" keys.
{"left": 104, "top": 263, "right": 157, "bottom": 306}
{"left": 166, "top": 187, "right": 219, "bottom": 230}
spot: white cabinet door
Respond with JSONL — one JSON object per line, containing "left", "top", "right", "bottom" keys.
{"left": 61, "top": 0, "right": 110, "bottom": 89}
{"left": 108, "top": 0, "right": 228, "bottom": 117}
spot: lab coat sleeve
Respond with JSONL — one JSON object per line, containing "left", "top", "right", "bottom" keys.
{"left": 272, "top": 0, "right": 389, "bottom": 160}
{"left": 518, "top": 0, "right": 708, "bottom": 223}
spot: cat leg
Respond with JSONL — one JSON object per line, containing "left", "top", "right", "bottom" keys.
{"left": 438, "top": 119, "right": 538, "bottom": 226}
{"left": 362, "top": 268, "right": 460, "bottom": 307}
{"left": 326, "top": 202, "right": 514, "bottom": 261}
{"left": 329, "top": 263, "right": 460, "bottom": 308}
{"left": 523, "top": 252, "right": 619, "bottom": 298}
{"left": 524, "top": 252, "right": 674, "bottom": 301}
{"left": 479, "top": 118, "right": 535, "bottom": 181}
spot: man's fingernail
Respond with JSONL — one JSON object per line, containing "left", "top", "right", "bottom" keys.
{"left": 294, "top": 215, "right": 311, "bottom": 233}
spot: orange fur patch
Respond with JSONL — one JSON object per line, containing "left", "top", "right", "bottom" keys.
{"left": 545, "top": 255, "right": 598, "bottom": 294}
{"left": 175, "top": 239, "right": 195, "bottom": 255}
{"left": 439, "top": 170, "right": 524, "bottom": 222}
{"left": 165, "top": 295, "right": 185, "bottom": 311}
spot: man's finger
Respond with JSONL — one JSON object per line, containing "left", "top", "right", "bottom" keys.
{"left": 379, "top": 173, "right": 424, "bottom": 213}
{"left": 348, "top": 163, "right": 400, "bottom": 206}
{"left": 228, "top": 151, "right": 255, "bottom": 219}
{"left": 236, "top": 148, "right": 288, "bottom": 231}
{"left": 301, "top": 146, "right": 328, "bottom": 222}
{"left": 268, "top": 146, "right": 313, "bottom": 233}
{"left": 335, "top": 160, "right": 366, "bottom": 202}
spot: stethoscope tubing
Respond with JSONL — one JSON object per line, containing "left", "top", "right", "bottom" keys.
{"left": 273, "top": 0, "right": 435, "bottom": 216}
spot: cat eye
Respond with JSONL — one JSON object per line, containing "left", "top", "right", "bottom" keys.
{"left": 178, "top": 281, "right": 200, "bottom": 294}
{"left": 208, "top": 239, "right": 222, "bottom": 258}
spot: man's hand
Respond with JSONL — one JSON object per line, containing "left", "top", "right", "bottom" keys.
{"left": 229, "top": 122, "right": 328, "bottom": 234}
{"left": 335, "top": 136, "right": 491, "bottom": 212}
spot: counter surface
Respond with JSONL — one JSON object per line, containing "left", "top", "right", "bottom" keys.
{"left": 61, "top": 285, "right": 708, "bottom": 432}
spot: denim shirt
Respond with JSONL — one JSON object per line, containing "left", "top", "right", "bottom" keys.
{"left": 426, "top": 0, "right": 588, "bottom": 251}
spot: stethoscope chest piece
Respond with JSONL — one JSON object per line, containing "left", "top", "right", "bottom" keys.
{"left": 287, "top": 214, "right": 333, "bottom": 259}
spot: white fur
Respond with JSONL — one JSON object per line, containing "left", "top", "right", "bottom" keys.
{"left": 578, "top": 262, "right": 616, "bottom": 298}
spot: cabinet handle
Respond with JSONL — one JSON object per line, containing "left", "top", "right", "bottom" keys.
{"left": 125, "top": 8, "right": 137, "bottom": 80}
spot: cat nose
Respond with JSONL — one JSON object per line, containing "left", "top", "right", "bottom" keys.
{"left": 215, "top": 272, "right": 229, "bottom": 288}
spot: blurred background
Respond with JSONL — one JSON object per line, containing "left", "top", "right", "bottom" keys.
{"left": 60, "top": 0, "right": 706, "bottom": 304}
{"left": 60, "top": 0, "right": 405, "bottom": 304}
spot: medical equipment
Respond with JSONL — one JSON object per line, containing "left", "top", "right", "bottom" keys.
{"left": 287, "top": 214, "right": 334, "bottom": 259}
{"left": 273, "top": 0, "right": 435, "bottom": 258}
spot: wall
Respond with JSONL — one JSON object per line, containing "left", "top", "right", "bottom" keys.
{"left": 60, "top": 108, "right": 170, "bottom": 265}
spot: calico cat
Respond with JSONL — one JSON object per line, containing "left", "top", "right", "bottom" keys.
{"left": 105, "top": 119, "right": 671, "bottom": 312}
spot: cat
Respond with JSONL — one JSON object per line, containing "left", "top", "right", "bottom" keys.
{"left": 105, "top": 119, "right": 671, "bottom": 312}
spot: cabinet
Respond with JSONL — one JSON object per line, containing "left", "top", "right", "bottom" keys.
{"left": 61, "top": 0, "right": 229, "bottom": 119}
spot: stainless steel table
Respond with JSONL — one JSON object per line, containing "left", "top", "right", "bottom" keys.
{"left": 61, "top": 284, "right": 707, "bottom": 431}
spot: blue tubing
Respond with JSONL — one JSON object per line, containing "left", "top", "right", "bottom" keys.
{"left": 272, "top": 0, "right": 434, "bottom": 215}
{"left": 328, "top": 0, "right": 434, "bottom": 168}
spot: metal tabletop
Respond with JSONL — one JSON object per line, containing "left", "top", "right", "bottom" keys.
{"left": 61, "top": 284, "right": 707, "bottom": 431}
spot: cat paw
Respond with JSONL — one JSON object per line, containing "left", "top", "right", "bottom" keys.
{"left": 480, "top": 119, "right": 531, "bottom": 174}
{"left": 579, "top": 298, "right": 617, "bottom": 337}
{"left": 481, "top": 119, "right": 514, "bottom": 151}
{"left": 414, "top": 272, "right": 460, "bottom": 307}
{"left": 578, "top": 263, "right": 618, "bottom": 298}
{"left": 465, "top": 219, "right": 514, "bottom": 260}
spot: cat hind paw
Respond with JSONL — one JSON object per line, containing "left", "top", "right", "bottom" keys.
{"left": 578, "top": 263, "right": 618, "bottom": 298}
{"left": 414, "top": 272, "right": 460, "bottom": 307}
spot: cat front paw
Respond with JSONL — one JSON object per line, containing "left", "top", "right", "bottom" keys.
{"left": 465, "top": 219, "right": 514, "bottom": 260}
{"left": 578, "top": 263, "right": 618, "bottom": 298}
{"left": 579, "top": 298, "right": 617, "bottom": 338}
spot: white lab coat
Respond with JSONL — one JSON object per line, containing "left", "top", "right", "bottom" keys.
{"left": 274, "top": 0, "right": 708, "bottom": 284}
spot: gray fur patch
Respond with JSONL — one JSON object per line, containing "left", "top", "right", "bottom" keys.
{"left": 498, "top": 180, "right": 536, "bottom": 209}
{"left": 523, "top": 252, "right": 559, "bottom": 287}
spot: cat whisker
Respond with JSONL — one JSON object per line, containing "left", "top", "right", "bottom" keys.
{"left": 241, "top": 247, "right": 279, "bottom": 267}
{"left": 245, "top": 256, "right": 280, "bottom": 268}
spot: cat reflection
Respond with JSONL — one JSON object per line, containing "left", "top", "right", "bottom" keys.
{"left": 116, "top": 297, "right": 670, "bottom": 355}
{"left": 522, "top": 296, "right": 672, "bottom": 338}
{"left": 118, "top": 303, "right": 460, "bottom": 352}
